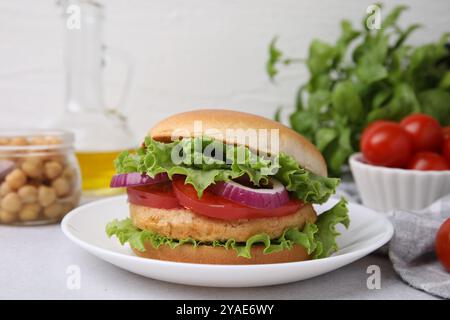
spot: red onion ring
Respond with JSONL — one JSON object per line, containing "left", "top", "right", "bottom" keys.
{"left": 110, "top": 172, "right": 168, "bottom": 188}
{"left": 210, "top": 178, "right": 290, "bottom": 209}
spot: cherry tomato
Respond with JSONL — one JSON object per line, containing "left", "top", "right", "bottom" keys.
{"left": 361, "top": 121, "right": 393, "bottom": 138}
{"left": 436, "top": 218, "right": 450, "bottom": 272}
{"left": 360, "top": 121, "right": 413, "bottom": 168}
{"left": 127, "top": 182, "right": 181, "bottom": 209}
{"left": 443, "top": 138, "right": 450, "bottom": 165}
{"left": 406, "top": 152, "right": 449, "bottom": 171}
{"left": 443, "top": 126, "right": 450, "bottom": 140}
{"left": 400, "top": 113, "right": 443, "bottom": 152}
{"left": 172, "top": 177, "right": 303, "bottom": 220}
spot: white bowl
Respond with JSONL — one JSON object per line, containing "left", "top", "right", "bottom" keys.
{"left": 349, "top": 153, "right": 450, "bottom": 213}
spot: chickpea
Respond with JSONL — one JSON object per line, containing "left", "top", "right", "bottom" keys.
{"left": 52, "top": 177, "right": 70, "bottom": 197}
{"left": 1, "top": 192, "right": 22, "bottom": 213}
{"left": 17, "top": 185, "right": 38, "bottom": 203}
{"left": 45, "top": 136, "right": 62, "bottom": 145}
{"left": 0, "top": 209, "right": 16, "bottom": 224}
{"left": 44, "top": 161, "right": 63, "bottom": 180}
{"left": 0, "top": 182, "right": 11, "bottom": 197}
{"left": 5, "top": 169, "right": 27, "bottom": 190}
{"left": 19, "top": 203, "right": 41, "bottom": 221}
{"left": 48, "top": 154, "right": 66, "bottom": 165}
{"left": 29, "top": 136, "right": 47, "bottom": 145}
{"left": 43, "top": 202, "right": 64, "bottom": 219}
{"left": 21, "top": 157, "right": 43, "bottom": 179}
{"left": 9, "top": 137, "right": 28, "bottom": 146}
{"left": 62, "top": 166, "right": 76, "bottom": 181}
{"left": 61, "top": 202, "right": 74, "bottom": 214}
{"left": 38, "top": 186, "right": 56, "bottom": 207}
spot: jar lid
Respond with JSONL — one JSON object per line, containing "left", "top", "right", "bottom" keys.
{"left": 0, "top": 129, "right": 75, "bottom": 153}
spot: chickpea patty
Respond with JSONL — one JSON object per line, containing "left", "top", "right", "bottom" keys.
{"left": 130, "top": 203, "right": 317, "bottom": 242}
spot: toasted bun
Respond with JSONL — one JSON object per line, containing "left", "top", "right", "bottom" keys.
{"left": 132, "top": 242, "right": 310, "bottom": 265}
{"left": 150, "top": 109, "right": 327, "bottom": 176}
{"left": 130, "top": 203, "right": 317, "bottom": 242}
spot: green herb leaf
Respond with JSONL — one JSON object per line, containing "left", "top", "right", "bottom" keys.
{"left": 307, "top": 40, "right": 337, "bottom": 75}
{"left": 268, "top": 5, "right": 450, "bottom": 176}
{"left": 267, "top": 37, "right": 283, "bottom": 80}
{"left": 381, "top": 5, "right": 408, "bottom": 29}
{"left": 355, "top": 63, "right": 388, "bottom": 84}
{"left": 331, "top": 81, "right": 363, "bottom": 123}
{"left": 418, "top": 89, "right": 450, "bottom": 125}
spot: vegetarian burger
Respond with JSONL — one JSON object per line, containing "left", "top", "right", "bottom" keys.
{"left": 106, "top": 110, "right": 349, "bottom": 264}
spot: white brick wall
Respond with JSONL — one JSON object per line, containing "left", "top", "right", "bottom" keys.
{"left": 1, "top": 0, "right": 449, "bottom": 140}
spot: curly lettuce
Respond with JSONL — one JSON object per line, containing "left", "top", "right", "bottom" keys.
{"left": 114, "top": 136, "right": 339, "bottom": 203}
{"left": 275, "top": 153, "right": 340, "bottom": 204}
{"left": 312, "top": 198, "right": 350, "bottom": 259}
{"left": 106, "top": 198, "right": 349, "bottom": 259}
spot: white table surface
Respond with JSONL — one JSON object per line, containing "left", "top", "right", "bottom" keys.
{"left": 0, "top": 220, "right": 437, "bottom": 300}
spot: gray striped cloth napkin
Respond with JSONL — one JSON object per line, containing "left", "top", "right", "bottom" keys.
{"left": 388, "top": 195, "right": 450, "bottom": 299}
{"left": 336, "top": 180, "right": 450, "bottom": 299}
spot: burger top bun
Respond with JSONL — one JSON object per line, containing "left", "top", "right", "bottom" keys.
{"left": 150, "top": 109, "right": 327, "bottom": 176}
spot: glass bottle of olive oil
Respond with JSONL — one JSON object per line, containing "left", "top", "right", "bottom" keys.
{"left": 51, "top": 0, "right": 135, "bottom": 197}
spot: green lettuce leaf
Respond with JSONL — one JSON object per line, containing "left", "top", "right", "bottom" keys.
{"left": 115, "top": 137, "right": 272, "bottom": 197}
{"left": 105, "top": 199, "right": 349, "bottom": 259}
{"left": 106, "top": 218, "right": 318, "bottom": 259}
{"left": 275, "top": 153, "right": 340, "bottom": 204}
{"left": 313, "top": 197, "right": 350, "bottom": 259}
{"left": 114, "top": 136, "right": 339, "bottom": 203}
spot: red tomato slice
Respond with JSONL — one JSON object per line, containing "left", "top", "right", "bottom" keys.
{"left": 172, "top": 177, "right": 303, "bottom": 220}
{"left": 127, "top": 182, "right": 181, "bottom": 209}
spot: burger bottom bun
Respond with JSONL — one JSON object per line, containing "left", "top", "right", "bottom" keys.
{"left": 132, "top": 242, "right": 310, "bottom": 265}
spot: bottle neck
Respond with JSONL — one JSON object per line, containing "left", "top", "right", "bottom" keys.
{"left": 64, "top": 0, "right": 104, "bottom": 113}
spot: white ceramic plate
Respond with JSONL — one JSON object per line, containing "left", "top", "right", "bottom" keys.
{"left": 61, "top": 196, "right": 393, "bottom": 288}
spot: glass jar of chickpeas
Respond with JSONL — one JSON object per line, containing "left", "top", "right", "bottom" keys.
{"left": 0, "top": 130, "right": 81, "bottom": 225}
